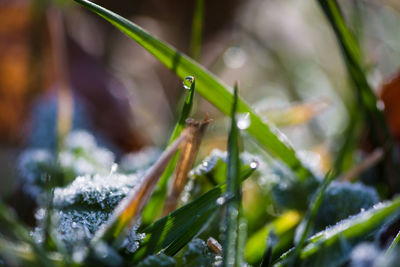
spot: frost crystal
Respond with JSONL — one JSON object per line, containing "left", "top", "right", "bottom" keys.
{"left": 53, "top": 173, "right": 140, "bottom": 210}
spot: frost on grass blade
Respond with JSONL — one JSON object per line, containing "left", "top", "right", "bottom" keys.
{"left": 274, "top": 197, "right": 400, "bottom": 267}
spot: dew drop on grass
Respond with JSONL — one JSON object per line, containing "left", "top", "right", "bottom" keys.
{"left": 250, "top": 160, "right": 259, "bottom": 169}
{"left": 216, "top": 196, "right": 226, "bottom": 206}
{"left": 183, "top": 76, "right": 195, "bottom": 90}
{"left": 236, "top": 112, "right": 251, "bottom": 130}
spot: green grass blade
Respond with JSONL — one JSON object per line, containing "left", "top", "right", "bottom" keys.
{"left": 385, "top": 229, "right": 400, "bottom": 256}
{"left": 142, "top": 78, "right": 196, "bottom": 226}
{"left": 292, "top": 171, "right": 335, "bottom": 264}
{"left": 273, "top": 196, "right": 400, "bottom": 266}
{"left": 189, "top": 0, "right": 204, "bottom": 60}
{"left": 132, "top": 165, "right": 257, "bottom": 263}
{"left": 317, "top": 0, "right": 398, "bottom": 183}
{"left": 72, "top": 0, "right": 313, "bottom": 181}
{"left": 245, "top": 211, "right": 301, "bottom": 265}
{"left": 223, "top": 83, "right": 242, "bottom": 267}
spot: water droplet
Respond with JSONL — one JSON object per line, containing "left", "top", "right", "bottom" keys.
{"left": 202, "top": 161, "right": 209, "bottom": 167}
{"left": 216, "top": 197, "right": 226, "bottom": 205}
{"left": 250, "top": 160, "right": 259, "bottom": 169}
{"left": 236, "top": 112, "right": 251, "bottom": 130}
{"left": 183, "top": 76, "right": 194, "bottom": 90}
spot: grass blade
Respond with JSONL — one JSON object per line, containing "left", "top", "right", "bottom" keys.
{"left": 223, "top": 83, "right": 242, "bottom": 267}
{"left": 142, "top": 77, "right": 196, "bottom": 226}
{"left": 245, "top": 211, "right": 301, "bottom": 265}
{"left": 132, "top": 165, "right": 257, "bottom": 263}
{"left": 385, "top": 229, "right": 400, "bottom": 256}
{"left": 73, "top": 0, "right": 313, "bottom": 181}
{"left": 317, "top": 0, "right": 399, "bottom": 190}
{"left": 292, "top": 171, "right": 335, "bottom": 265}
{"left": 273, "top": 196, "right": 400, "bottom": 266}
{"left": 189, "top": 0, "right": 204, "bottom": 60}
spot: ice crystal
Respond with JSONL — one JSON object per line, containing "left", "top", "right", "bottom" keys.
{"left": 53, "top": 173, "right": 140, "bottom": 210}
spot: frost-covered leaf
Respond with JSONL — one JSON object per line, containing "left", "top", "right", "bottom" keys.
{"left": 273, "top": 197, "right": 400, "bottom": 267}
{"left": 137, "top": 254, "right": 176, "bottom": 267}
{"left": 48, "top": 173, "right": 141, "bottom": 252}
{"left": 181, "top": 238, "right": 220, "bottom": 267}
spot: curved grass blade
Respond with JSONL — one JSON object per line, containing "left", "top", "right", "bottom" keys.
{"left": 132, "top": 165, "right": 257, "bottom": 263}
{"left": 223, "top": 83, "right": 242, "bottom": 267}
{"left": 142, "top": 78, "right": 196, "bottom": 226}
{"left": 273, "top": 196, "right": 400, "bottom": 267}
{"left": 317, "top": 0, "right": 399, "bottom": 190}
{"left": 72, "top": 0, "right": 313, "bottom": 181}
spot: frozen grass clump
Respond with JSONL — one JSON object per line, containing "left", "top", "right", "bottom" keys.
{"left": 181, "top": 238, "right": 220, "bottom": 267}
{"left": 314, "top": 182, "right": 379, "bottom": 231}
{"left": 18, "top": 149, "right": 56, "bottom": 197}
{"left": 349, "top": 242, "right": 380, "bottom": 267}
{"left": 137, "top": 254, "right": 176, "bottom": 267}
{"left": 56, "top": 208, "right": 109, "bottom": 249}
{"left": 51, "top": 172, "right": 142, "bottom": 251}
{"left": 59, "top": 130, "right": 115, "bottom": 179}
{"left": 53, "top": 173, "right": 140, "bottom": 210}
{"left": 18, "top": 130, "right": 116, "bottom": 198}
{"left": 270, "top": 165, "right": 320, "bottom": 211}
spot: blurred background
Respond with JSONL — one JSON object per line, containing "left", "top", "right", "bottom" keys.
{"left": 1, "top": 0, "right": 400, "bottom": 201}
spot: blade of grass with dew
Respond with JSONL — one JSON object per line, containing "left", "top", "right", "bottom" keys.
{"left": 222, "top": 83, "right": 242, "bottom": 267}
{"left": 291, "top": 171, "right": 335, "bottom": 265}
{"left": 317, "top": 0, "right": 399, "bottom": 188}
{"left": 142, "top": 77, "right": 196, "bottom": 226}
{"left": 93, "top": 132, "right": 187, "bottom": 246}
{"left": 162, "top": 116, "right": 210, "bottom": 216}
{"left": 132, "top": 165, "right": 257, "bottom": 263}
{"left": 72, "top": 0, "right": 313, "bottom": 181}
{"left": 273, "top": 196, "right": 400, "bottom": 267}
{"left": 189, "top": 0, "right": 204, "bottom": 60}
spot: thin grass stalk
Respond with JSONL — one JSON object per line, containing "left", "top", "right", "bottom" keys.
{"left": 223, "top": 83, "right": 242, "bottom": 267}
{"left": 142, "top": 78, "right": 196, "bottom": 225}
